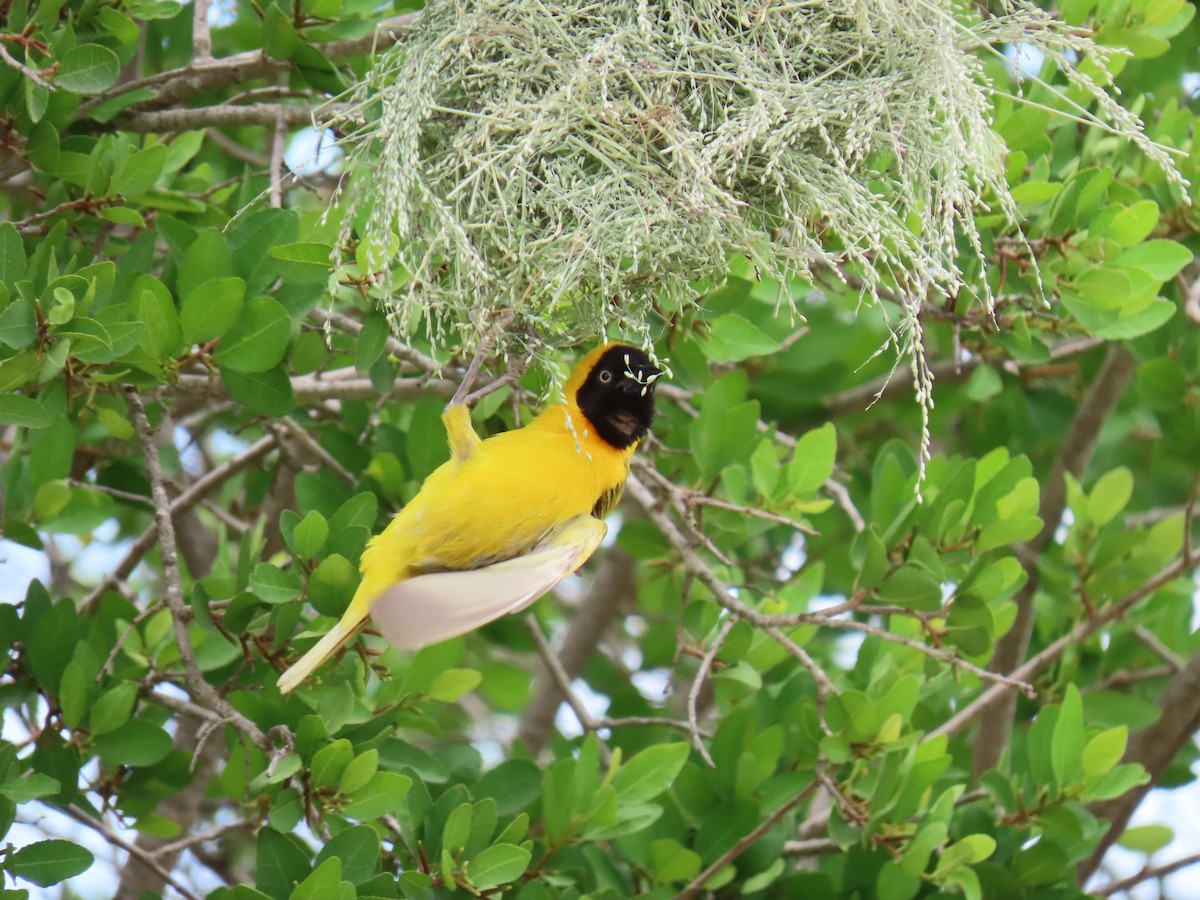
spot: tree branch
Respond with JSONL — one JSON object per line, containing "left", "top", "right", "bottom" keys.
{"left": 171, "top": 370, "right": 456, "bottom": 407}
{"left": 1078, "top": 476, "right": 1200, "bottom": 883}
{"left": 116, "top": 102, "right": 332, "bottom": 133}
{"left": 972, "top": 344, "right": 1137, "bottom": 780}
{"left": 928, "top": 550, "right": 1198, "bottom": 743}
{"left": 79, "top": 13, "right": 421, "bottom": 117}
{"left": 1078, "top": 647, "right": 1200, "bottom": 883}
{"left": 823, "top": 336, "right": 1106, "bottom": 417}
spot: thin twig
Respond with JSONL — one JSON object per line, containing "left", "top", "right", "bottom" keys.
{"left": 99, "top": 602, "right": 165, "bottom": 680}
{"left": 765, "top": 625, "right": 835, "bottom": 711}
{"left": 1132, "top": 625, "right": 1186, "bottom": 672}
{"left": 125, "top": 389, "right": 275, "bottom": 754}
{"left": 0, "top": 43, "right": 53, "bottom": 88}
{"left": 192, "top": 0, "right": 213, "bottom": 62}
{"left": 152, "top": 820, "right": 248, "bottom": 859}
{"left": 524, "top": 618, "right": 612, "bottom": 766}
{"left": 62, "top": 805, "right": 201, "bottom": 900}
{"left": 269, "top": 108, "right": 286, "bottom": 208}
{"left": 1094, "top": 849, "right": 1200, "bottom": 896}
{"left": 687, "top": 618, "right": 734, "bottom": 769}
{"left": 673, "top": 778, "right": 819, "bottom": 900}
{"left": 81, "top": 434, "right": 277, "bottom": 610}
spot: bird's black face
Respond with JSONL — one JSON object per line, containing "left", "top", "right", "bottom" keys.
{"left": 575, "top": 345, "right": 661, "bottom": 450}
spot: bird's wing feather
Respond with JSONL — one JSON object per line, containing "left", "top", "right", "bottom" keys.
{"left": 368, "top": 515, "right": 607, "bottom": 650}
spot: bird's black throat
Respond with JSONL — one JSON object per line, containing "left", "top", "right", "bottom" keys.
{"left": 575, "top": 345, "right": 660, "bottom": 450}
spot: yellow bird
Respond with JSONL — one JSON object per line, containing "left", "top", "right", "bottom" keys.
{"left": 277, "top": 342, "right": 661, "bottom": 693}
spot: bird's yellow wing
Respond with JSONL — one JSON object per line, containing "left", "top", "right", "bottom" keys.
{"left": 368, "top": 515, "right": 607, "bottom": 650}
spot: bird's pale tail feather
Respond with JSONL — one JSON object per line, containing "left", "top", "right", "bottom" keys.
{"left": 276, "top": 609, "right": 369, "bottom": 694}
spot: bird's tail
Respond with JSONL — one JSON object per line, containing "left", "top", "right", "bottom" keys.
{"left": 276, "top": 609, "right": 369, "bottom": 694}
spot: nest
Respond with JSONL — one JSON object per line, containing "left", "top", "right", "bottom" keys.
{"left": 336, "top": 0, "right": 1179, "bottom": 423}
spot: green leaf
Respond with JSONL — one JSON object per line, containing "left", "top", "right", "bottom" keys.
{"left": 650, "top": 838, "right": 702, "bottom": 884}
{"left": 93, "top": 720, "right": 173, "bottom": 767}
{"left": 965, "top": 365, "right": 1002, "bottom": 402}
{"left": 703, "top": 313, "right": 781, "bottom": 362}
{"left": 1082, "top": 726, "right": 1127, "bottom": 778}
{"left": 1085, "top": 762, "right": 1150, "bottom": 801}
{"left": 0, "top": 773, "right": 59, "bottom": 802}
{"left": 112, "top": 144, "right": 168, "bottom": 197}
{"left": 181, "top": 278, "right": 245, "bottom": 345}
{"left": 877, "top": 562, "right": 942, "bottom": 611}
{"left": 613, "top": 742, "right": 690, "bottom": 803}
{"left": 268, "top": 242, "right": 333, "bottom": 284}
{"left": 221, "top": 366, "right": 295, "bottom": 416}
{"left": 339, "top": 749, "right": 379, "bottom": 795}
{"left": 428, "top": 668, "right": 482, "bottom": 702}
{"left": 1013, "top": 840, "right": 1070, "bottom": 886}
{"left": 1114, "top": 240, "right": 1192, "bottom": 281}
{"left": 936, "top": 834, "right": 996, "bottom": 873}
{"left": 342, "top": 771, "right": 412, "bottom": 820}
{"left": 215, "top": 296, "right": 292, "bottom": 373}
{"left": 178, "top": 229, "right": 234, "bottom": 300}
{"left": 0, "top": 395, "right": 51, "bottom": 429}
{"left": 1117, "top": 824, "right": 1173, "bottom": 855}
{"left": 1104, "top": 200, "right": 1159, "bottom": 246}
{"left": 976, "top": 515, "right": 1042, "bottom": 552}
{"left": 39, "top": 486, "right": 114, "bottom": 534}
{"left": 0, "top": 223, "right": 26, "bottom": 285}
{"left": 128, "top": 275, "right": 182, "bottom": 357}
{"left": 315, "top": 825, "right": 380, "bottom": 884}
{"left": 1088, "top": 467, "right": 1133, "bottom": 528}
{"left": 466, "top": 844, "right": 532, "bottom": 891}
{"left": 311, "top": 739, "right": 354, "bottom": 788}
{"left": 292, "top": 510, "right": 329, "bottom": 559}
{"left": 250, "top": 563, "right": 301, "bottom": 604}
{"left": 8, "top": 840, "right": 93, "bottom": 887}
{"left": 1137, "top": 358, "right": 1187, "bottom": 412}
{"left": 355, "top": 311, "right": 389, "bottom": 373}
{"left": 787, "top": 423, "right": 837, "bottom": 495}
{"left": 257, "top": 828, "right": 311, "bottom": 900}
{"left": 0, "top": 301, "right": 37, "bottom": 350}
{"left": 289, "top": 857, "right": 339, "bottom": 900}
{"left": 308, "top": 554, "right": 360, "bottom": 618}
{"left": 475, "top": 760, "right": 541, "bottom": 816}
{"left": 441, "top": 802, "right": 473, "bottom": 854}
{"left": 89, "top": 682, "right": 138, "bottom": 735}
{"left": 689, "top": 373, "right": 759, "bottom": 481}
{"left": 55, "top": 44, "right": 120, "bottom": 94}
{"left": 1051, "top": 684, "right": 1085, "bottom": 788}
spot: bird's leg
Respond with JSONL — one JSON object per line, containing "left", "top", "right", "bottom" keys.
{"left": 448, "top": 309, "right": 516, "bottom": 406}
{"left": 442, "top": 404, "right": 482, "bottom": 462}
{"left": 444, "top": 311, "right": 515, "bottom": 460}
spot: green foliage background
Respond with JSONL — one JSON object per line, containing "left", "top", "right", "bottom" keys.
{"left": 1, "top": 0, "right": 1199, "bottom": 898}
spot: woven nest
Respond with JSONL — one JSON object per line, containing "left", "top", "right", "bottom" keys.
{"left": 336, "top": 0, "right": 1174, "bottom": 367}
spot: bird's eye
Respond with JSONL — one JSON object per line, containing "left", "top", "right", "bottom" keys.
{"left": 598, "top": 369, "right": 613, "bottom": 384}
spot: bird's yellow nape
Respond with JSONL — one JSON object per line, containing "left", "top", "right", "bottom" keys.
{"left": 368, "top": 515, "right": 607, "bottom": 650}
{"left": 562, "top": 342, "right": 626, "bottom": 400}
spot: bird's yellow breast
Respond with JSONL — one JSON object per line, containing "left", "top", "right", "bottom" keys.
{"left": 355, "top": 401, "right": 631, "bottom": 608}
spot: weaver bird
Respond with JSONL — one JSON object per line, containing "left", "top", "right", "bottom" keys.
{"left": 277, "top": 342, "right": 661, "bottom": 693}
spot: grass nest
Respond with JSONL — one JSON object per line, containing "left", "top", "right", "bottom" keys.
{"left": 334, "top": 0, "right": 1180, "bottom": 448}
